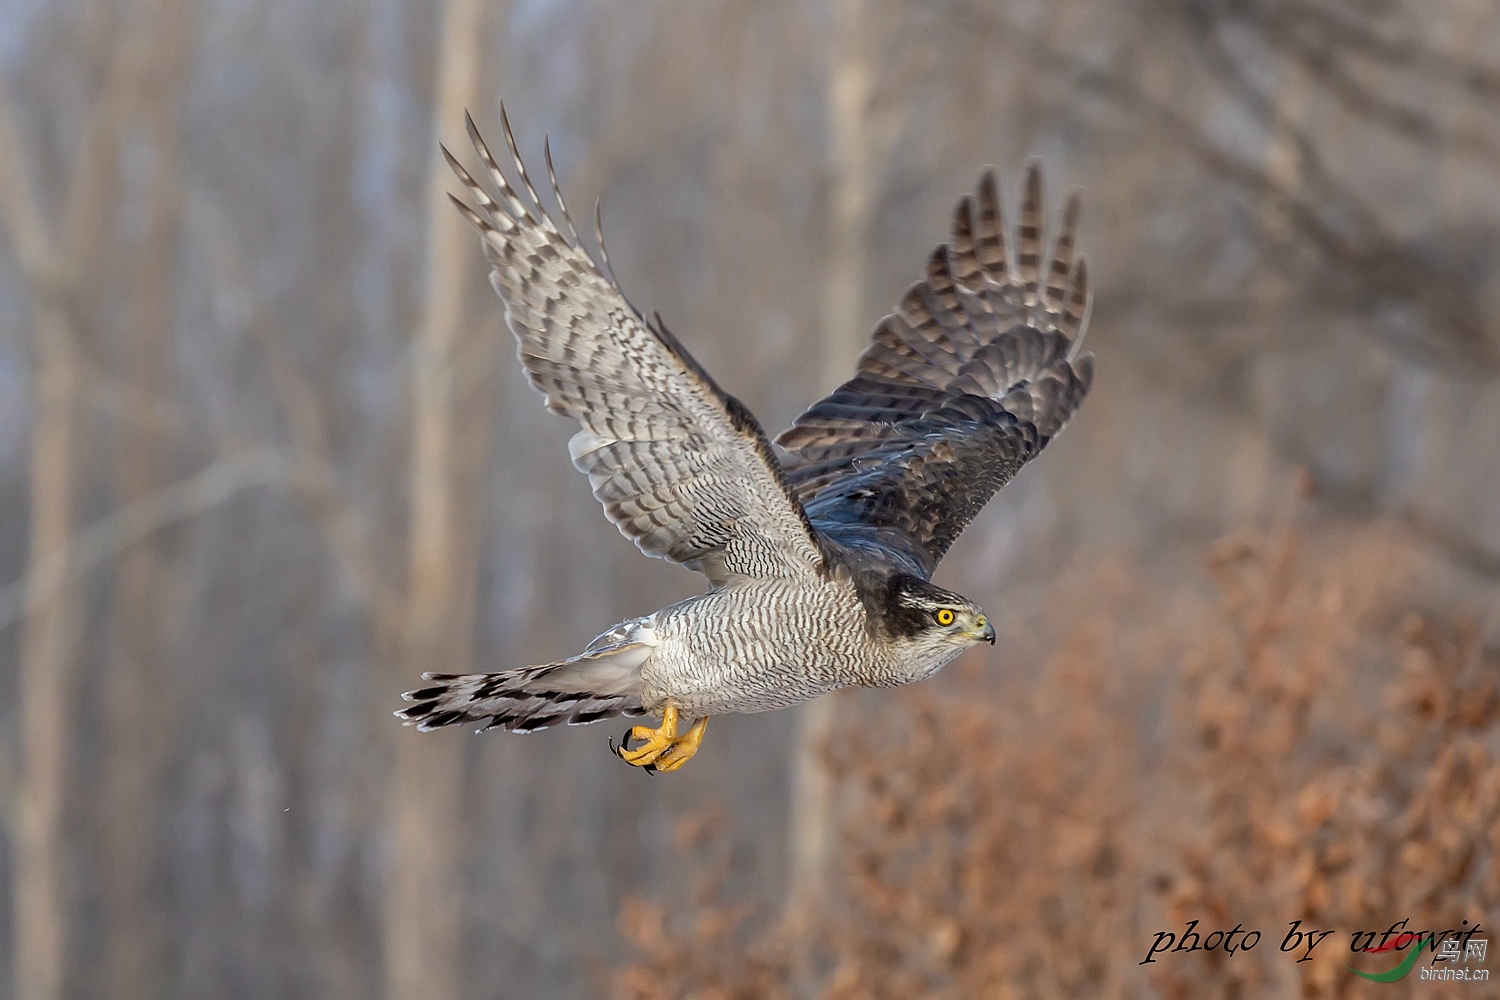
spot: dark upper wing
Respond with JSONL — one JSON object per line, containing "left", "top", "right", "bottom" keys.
{"left": 448, "top": 111, "right": 825, "bottom": 584}
{"left": 776, "top": 165, "right": 1094, "bottom": 578}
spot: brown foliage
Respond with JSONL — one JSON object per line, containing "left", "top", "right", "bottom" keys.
{"left": 613, "top": 812, "right": 797, "bottom": 1000}
{"left": 611, "top": 524, "right": 1500, "bottom": 998}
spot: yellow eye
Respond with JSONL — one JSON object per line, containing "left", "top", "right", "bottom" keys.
{"left": 935, "top": 608, "right": 956, "bottom": 626}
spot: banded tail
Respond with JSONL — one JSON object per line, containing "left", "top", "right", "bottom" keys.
{"left": 396, "top": 636, "right": 650, "bottom": 733}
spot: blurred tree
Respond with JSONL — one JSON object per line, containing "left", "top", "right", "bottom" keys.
{"left": 790, "top": 0, "right": 909, "bottom": 965}
{"left": 98, "top": 3, "right": 194, "bottom": 997}
{"left": 0, "top": 11, "right": 150, "bottom": 997}
{"left": 384, "top": 1, "right": 495, "bottom": 998}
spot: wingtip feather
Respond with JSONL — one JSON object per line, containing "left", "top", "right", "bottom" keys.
{"left": 1064, "top": 256, "right": 1092, "bottom": 351}
{"left": 499, "top": 104, "right": 547, "bottom": 227}
{"left": 974, "top": 169, "right": 1008, "bottom": 284}
{"left": 594, "top": 196, "right": 622, "bottom": 289}
{"left": 1042, "top": 189, "right": 1082, "bottom": 314}
{"left": 543, "top": 136, "right": 582, "bottom": 247}
{"left": 1017, "top": 162, "right": 1044, "bottom": 303}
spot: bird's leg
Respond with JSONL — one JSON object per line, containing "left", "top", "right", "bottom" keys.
{"left": 653, "top": 716, "right": 708, "bottom": 772}
{"left": 611, "top": 706, "right": 710, "bottom": 772}
{"left": 614, "top": 705, "right": 680, "bottom": 768}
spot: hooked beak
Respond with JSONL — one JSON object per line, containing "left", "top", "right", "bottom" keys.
{"left": 971, "top": 619, "right": 996, "bottom": 645}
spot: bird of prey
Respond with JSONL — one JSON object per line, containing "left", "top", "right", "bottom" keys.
{"left": 397, "top": 110, "right": 1094, "bottom": 772}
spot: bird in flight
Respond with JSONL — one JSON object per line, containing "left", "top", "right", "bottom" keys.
{"left": 397, "top": 109, "right": 1094, "bottom": 772}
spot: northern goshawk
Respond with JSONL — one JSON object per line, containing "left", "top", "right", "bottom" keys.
{"left": 397, "top": 110, "right": 1094, "bottom": 772}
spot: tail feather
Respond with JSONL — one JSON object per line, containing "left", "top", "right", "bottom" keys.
{"left": 396, "top": 639, "right": 650, "bottom": 734}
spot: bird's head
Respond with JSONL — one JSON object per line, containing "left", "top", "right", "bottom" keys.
{"left": 876, "top": 574, "right": 995, "bottom": 650}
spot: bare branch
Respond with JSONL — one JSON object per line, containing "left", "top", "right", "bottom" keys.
{"left": 0, "top": 448, "right": 295, "bottom": 633}
{"left": 6, "top": 17, "right": 160, "bottom": 1000}
{"left": 1194, "top": 0, "right": 1500, "bottom": 164}
{"left": 939, "top": 0, "right": 1498, "bottom": 373}
{"left": 1178, "top": 5, "right": 1395, "bottom": 244}
{"left": 184, "top": 187, "right": 405, "bottom": 630}
{"left": 1277, "top": 0, "right": 1500, "bottom": 100}
{"left": 0, "top": 75, "right": 65, "bottom": 289}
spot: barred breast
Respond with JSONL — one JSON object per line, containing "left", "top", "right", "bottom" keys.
{"left": 640, "top": 576, "right": 883, "bottom": 716}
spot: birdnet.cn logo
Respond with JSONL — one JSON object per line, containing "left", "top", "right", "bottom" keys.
{"left": 1345, "top": 919, "right": 1488, "bottom": 984}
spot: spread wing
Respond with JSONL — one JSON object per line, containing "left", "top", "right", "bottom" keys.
{"left": 776, "top": 165, "right": 1094, "bottom": 579}
{"left": 447, "top": 111, "right": 825, "bottom": 584}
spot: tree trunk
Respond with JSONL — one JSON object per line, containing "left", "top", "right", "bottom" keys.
{"left": 14, "top": 305, "right": 83, "bottom": 1000}
{"left": 383, "top": 1, "right": 492, "bottom": 997}
{"left": 788, "top": 0, "right": 880, "bottom": 944}
{"left": 99, "top": 1, "right": 192, "bottom": 995}
{"left": 3, "top": 22, "right": 142, "bottom": 1000}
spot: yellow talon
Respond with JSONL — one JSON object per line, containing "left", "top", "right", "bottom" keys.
{"left": 613, "top": 706, "right": 709, "bottom": 772}
{"left": 654, "top": 716, "right": 708, "bottom": 772}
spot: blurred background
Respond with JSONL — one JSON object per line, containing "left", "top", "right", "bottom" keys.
{"left": 0, "top": 0, "right": 1497, "bottom": 997}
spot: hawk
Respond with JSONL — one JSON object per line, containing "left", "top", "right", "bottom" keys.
{"left": 397, "top": 110, "right": 1094, "bottom": 772}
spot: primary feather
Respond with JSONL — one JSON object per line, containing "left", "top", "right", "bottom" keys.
{"left": 444, "top": 110, "right": 825, "bottom": 586}
{"left": 777, "top": 163, "right": 1094, "bottom": 578}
